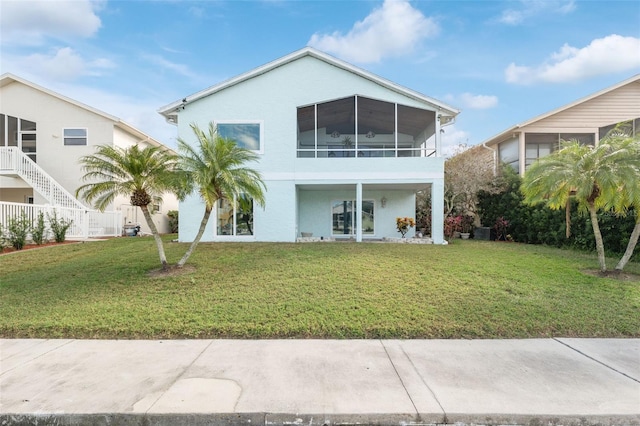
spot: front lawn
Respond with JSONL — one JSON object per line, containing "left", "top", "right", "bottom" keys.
{"left": 1, "top": 238, "right": 638, "bottom": 339}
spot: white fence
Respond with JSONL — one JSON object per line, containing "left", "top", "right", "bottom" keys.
{"left": 0, "top": 202, "right": 122, "bottom": 239}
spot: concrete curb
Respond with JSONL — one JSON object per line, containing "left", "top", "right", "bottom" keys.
{"left": 3, "top": 413, "right": 640, "bottom": 426}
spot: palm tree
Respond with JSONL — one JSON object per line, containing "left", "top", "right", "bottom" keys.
{"left": 76, "top": 144, "right": 183, "bottom": 271}
{"left": 521, "top": 141, "right": 611, "bottom": 272}
{"left": 596, "top": 130, "right": 640, "bottom": 271}
{"left": 176, "top": 122, "right": 266, "bottom": 268}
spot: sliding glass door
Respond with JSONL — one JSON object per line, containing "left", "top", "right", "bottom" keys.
{"left": 331, "top": 200, "right": 374, "bottom": 236}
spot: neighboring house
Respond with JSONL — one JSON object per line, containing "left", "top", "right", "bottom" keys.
{"left": 158, "top": 47, "right": 459, "bottom": 243}
{"left": 481, "top": 74, "right": 640, "bottom": 175}
{"left": 0, "top": 73, "right": 178, "bottom": 237}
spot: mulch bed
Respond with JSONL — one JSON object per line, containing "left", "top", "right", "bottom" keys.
{"left": 582, "top": 269, "right": 640, "bottom": 282}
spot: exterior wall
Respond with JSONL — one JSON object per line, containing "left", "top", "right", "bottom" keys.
{"left": 176, "top": 55, "right": 446, "bottom": 243}
{"left": 0, "top": 187, "right": 32, "bottom": 203}
{"left": 1, "top": 78, "right": 178, "bottom": 234}
{"left": 298, "top": 188, "right": 416, "bottom": 240}
{"left": 0, "top": 176, "right": 31, "bottom": 190}
{"left": 113, "top": 126, "right": 142, "bottom": 149}
{"left": 526, "top": 81, "right": 640, "bottom": 131}
{"left": 1, "top": 80, "right": 114, "bottom": 208}
{"left": 116, "top": 196, "right": 176, "bottom": 235}
{"left": 490, "top": 79, "right": 640, "bottom": 175}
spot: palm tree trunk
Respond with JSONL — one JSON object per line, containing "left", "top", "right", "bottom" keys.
{"left": 177, "top": 207, "right": 212, "bottom": 268}
{"left": 615, "top": 216, "right": 640, "bottom": 271}
{"left": 588, "top": 203, "right": 607, "bottom": 272}
{"left": 565, "top": 201, "right": 571, "bottom": 238}
{"left": 140, "top": 204, "right": 169, "bottom": 271}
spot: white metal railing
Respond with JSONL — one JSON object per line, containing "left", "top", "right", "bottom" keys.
{"left": 0, "top": 147, "right": 84, "bottom": 209}
{"left": 0, "top": 202, "right": 122, "bottom": 239}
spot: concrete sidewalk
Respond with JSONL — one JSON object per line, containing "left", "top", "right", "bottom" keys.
{"left": 1, "top": 339, "right": 638, "bottom": 425}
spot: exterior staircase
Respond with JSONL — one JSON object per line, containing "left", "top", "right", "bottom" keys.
{"left": 0, "top": 146, "right": 84, "bottom": 209}
{"left": 0, "top": 147, "right": 122, "bottom": 238}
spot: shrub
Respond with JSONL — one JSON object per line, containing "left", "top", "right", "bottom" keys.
{"left": 494, "top": 217, "right": 510, "bottom": 241}
{"left": 167, "top": 210, "right": 179, "bottom": 233}
{"left": 476, "top": 165, "right": 638, "bottom": 260}
{"left": 4, "top": 213, "right": 31, "bottom": 250}
{"left": 31, "top": 211, "right": 48, "bottom": 245}
{"left": 444, "top": 215, "right": 462, "bottom": 240}
{"left": 48, "top": 211, "right": 73, "bottom": 243}
{"left": 395, "top": 216, "right": 416, "bottom": 237}
{"left": 459, "top": 214, "right": 475, "bottom": 234}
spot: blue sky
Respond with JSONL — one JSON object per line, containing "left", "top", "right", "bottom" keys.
{"left": 1, "top": 0, "right": 639, "bottom": 154}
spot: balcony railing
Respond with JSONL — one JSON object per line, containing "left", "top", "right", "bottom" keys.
{"left": 297, "top": 146, "right": 437, "bottom": 158}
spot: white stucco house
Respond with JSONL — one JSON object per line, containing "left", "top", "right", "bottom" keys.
{"left": 0, "top": 73, "right": 178, "bottom": 237}
{"left": 482, "top": 73, "right": 640, "bottom": 175}
{"left": 159, "top": 48, "right": 458, "bottom": 243}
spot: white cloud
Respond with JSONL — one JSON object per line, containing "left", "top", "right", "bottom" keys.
{"left": 498, "top": 0, "right": 575, "bottom": 25}
{"left": 440, "top": 125, "right": 470, "bottom": 158}
{"left": 142, "top": 54, "right": 201, "bottom": 80}
{"left": 506, "top": 34, "right": 640, "bottom": 84}
{"left": 308, "top": 0, "right": 439, "bottom": 63}
{"left": 0, "top": 0, "right": 102, "bottom": 45}
{"left": 17, "top": 47, "right": 114, "bottom": 81}
{"left": 445, "top": 93, "right": 498, "bottom": 110}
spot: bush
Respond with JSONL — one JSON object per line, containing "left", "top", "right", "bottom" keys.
{"left": 477, "top": 165, "right": 638, "bottom": 260}
{"left": 444, "top": 216, "right": 461, "bottom": 240}
{"left": 31, "top": 212, "right": 47, "bottom": 245}
{"left": 48, "top": 211, "right": 73, "bottom": 243}
{"left": 4, "top": 213, "right": 31, "bottom": 250}
{"left": 167, "top": 210, "right": 179, "bottom": 233}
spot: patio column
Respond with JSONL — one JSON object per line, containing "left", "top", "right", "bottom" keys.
{"left": 431, "top": 180, "right": 445, "bottom": 244}
{"left": 356, "top": 182, "right": 362, "bottom": 242}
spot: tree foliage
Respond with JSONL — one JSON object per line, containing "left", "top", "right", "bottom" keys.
{"left": 444, "top": 144, "right": 498, "bottom": 218}
{"left": 76, "top": 144, "right": 184, "bottom": 271}
{"left": 176, "top": 122, "right": 266, "bottom": 268}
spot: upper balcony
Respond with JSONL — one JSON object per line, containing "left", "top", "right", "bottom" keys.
{"left": 297, "top": 95, "right": 441, "bottom": 159}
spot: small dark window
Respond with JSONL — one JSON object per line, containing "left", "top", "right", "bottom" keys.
{"left": 64, "top": 128, "right": 87, "bottom": 145}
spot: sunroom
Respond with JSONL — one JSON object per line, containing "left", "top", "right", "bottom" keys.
{"left": 296, "top": 95, "right": 440, "bottom": 158}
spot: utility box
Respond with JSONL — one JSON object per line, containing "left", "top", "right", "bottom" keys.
{"left": 474, "top": 227, "right": 491, "bottom": 241}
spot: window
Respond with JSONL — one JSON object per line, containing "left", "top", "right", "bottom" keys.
{"left": 523, "top": 132, "right": 595, "bottom": 170}
{"left": 332, "top": 200, "right": 374, "bottom": 236}
{"left": 64, "top": 128, "right": 88, "bottom": 145}
{"left": 1, "top": 115, "right": 37, "bottom": 161}
{"left": 217, "top": 122, "right": 262, "bottom": 152}
{"left": 525, "top": 134, "right": 556, "bottom": 170}
{"left": 599, "top": 118, "right": 640, "bottom": 140}
{"left": 559, "top": 133, "right": 594, "bottom": 146}
{"left": 498, "top": 138, "right": 519, "bottom": 172}
{"left": 297, "top": 96, "right": 435, "bottom": 158}
{"left": 7, "top": 115, "right": 18, "bottom": 147}
{"left": 217, "top": 195, "right": 254, "bottom": 236}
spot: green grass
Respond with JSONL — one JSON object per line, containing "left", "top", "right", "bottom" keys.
{"left": 1, "top": 237, "right": 638, "bottom": 339}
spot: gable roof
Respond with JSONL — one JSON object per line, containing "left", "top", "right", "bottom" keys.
{"left": 0, "top": 73, "right": 168, "bottom": 149}
{"left": 157, "top": 47, "right": 460, "bottom": 124}
{"left": 483, "top": 73, "right": 640, "bottom": 147}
